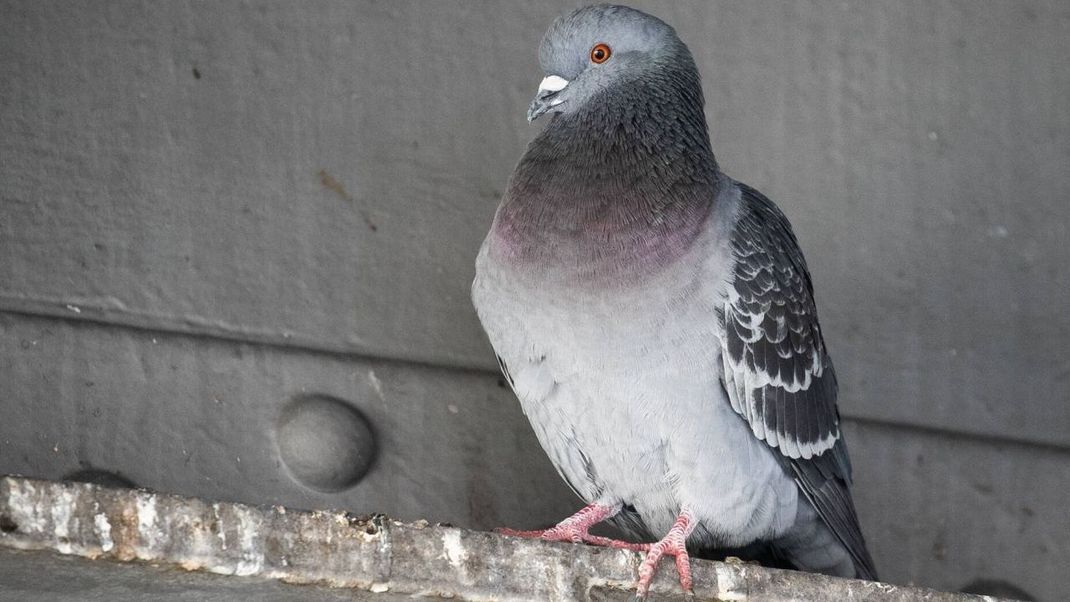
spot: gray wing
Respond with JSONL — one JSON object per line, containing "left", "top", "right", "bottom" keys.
{"left": 720, "top": 182, "right": 877, "bottom": 580}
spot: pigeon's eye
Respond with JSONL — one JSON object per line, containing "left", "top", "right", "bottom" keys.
{"left": 590, "top": 43, "right": 612, "bottom": 64}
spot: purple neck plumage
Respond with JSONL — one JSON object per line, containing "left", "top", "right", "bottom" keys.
{"left": 491, "top": 61, "right": 722, "bottom": 282}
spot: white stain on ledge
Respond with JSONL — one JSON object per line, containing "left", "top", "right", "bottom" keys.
{"left": 136, "top": 495, "right": 157, "bottom": 539}
{"left": 713, "top": 564, "right": 748, "bottom": 601}
{"left": 441, "top": 530, "right": 467, "bottom": 570}
{"left": 213, "top": 503, "right": 227, "bottom": 550}
{"left": 49, "top": 489, "right": 76, "bottom": 554}
{"left": 94, "top": 514, "right": 114, "bottom": 552}
{"left": 132, "top": 494, "right": 164, "bottom": 561}
{"left": 6, "top": 481, "right": 45, "bottom": 533}
{"left": 233, "top": 505, "right": 265, "bottom": 576}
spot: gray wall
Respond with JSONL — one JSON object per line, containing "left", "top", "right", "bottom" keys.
{"left": 1, "top": 1, "right": 1067, "bottom": 599}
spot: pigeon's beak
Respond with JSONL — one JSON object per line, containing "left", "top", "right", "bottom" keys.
{"left": 527, "top": 75, "right": 569, "bottom": 122}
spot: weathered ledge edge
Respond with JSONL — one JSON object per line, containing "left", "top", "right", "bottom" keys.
{"left": 0, "top": 476, "right": 1001, "bottom": 601}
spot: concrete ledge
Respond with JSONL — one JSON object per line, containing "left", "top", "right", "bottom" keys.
{"left": 0, "top": 476, "right": 1004, "bottom": 601}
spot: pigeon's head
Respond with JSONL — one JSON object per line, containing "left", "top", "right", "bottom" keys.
{"left": 527, "top": 4, "right": 694, "bottom": 122}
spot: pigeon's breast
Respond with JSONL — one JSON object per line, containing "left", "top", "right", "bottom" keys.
{"left": 488, "top": 187, "right": 716, "bottom": 288}
{"left": 475, "top": 226, "right": 730, "bottom": 497}
{"left": 474, "top": 183, "right": 800, "bottom": 545}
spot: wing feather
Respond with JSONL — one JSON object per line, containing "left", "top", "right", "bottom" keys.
{"left": 719, "top": 182, "right": 877, "bottom": 580}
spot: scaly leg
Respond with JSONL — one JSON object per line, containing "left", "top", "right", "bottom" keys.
{"left": 635, "top": 507, "right": 697, "bottom": 597}
{"left": 497, "top": 503, "right": 648, "bottom": 552}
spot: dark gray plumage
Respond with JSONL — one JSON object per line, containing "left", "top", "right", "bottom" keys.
{"left": 726, "top": 184, "right": 877, "bottom": 579}
{"left": 472, "top": 4, "right": 877, "bottom": 591}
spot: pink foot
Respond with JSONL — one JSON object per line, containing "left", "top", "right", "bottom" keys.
{"left": 635, "top": 508, "right": 696, "bottom": 598}
{"left": 496, "top": 503, "right": 649, "bottom": 552}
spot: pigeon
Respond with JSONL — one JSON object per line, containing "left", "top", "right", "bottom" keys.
{"left": 472, "top": 4, "right": 877, "bottom": 596}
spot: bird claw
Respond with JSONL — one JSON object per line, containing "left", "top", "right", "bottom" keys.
{"left": 583, "top": 534, "right": 652, "bottom": 552}
{"left": 636, "top": 543, "right": 693, "bottom": 597}
{"left": 634, "top": 509, "right": 696, "bottom": 598}
{"left": 496, "top": 524, "right": 582, "bottom": 543}
{"left": 497, "top": 524, "right": 648, "bottom": 551}
{"left": 496, "top": 504, "right": 651, "bottom": 552}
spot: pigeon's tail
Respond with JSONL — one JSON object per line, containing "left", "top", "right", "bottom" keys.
{"left": 684, "top": 498, "right": 876, "bottom": 581}
{"left": 771, "top": 498, "right": 877, "bottom": 581}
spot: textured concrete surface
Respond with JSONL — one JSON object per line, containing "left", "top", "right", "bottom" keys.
{"left": 0, "top": 547, "right": 388, "bottom": 601}
{"left": 0, "top": 1, "right": 1067, "bottom": 600}
{"left": 0, "top": 477, "right": 1010, "bottom": 601}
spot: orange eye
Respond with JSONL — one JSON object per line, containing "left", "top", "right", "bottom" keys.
{"left": 590, "top": 43, "right": 612, "bottom": 64}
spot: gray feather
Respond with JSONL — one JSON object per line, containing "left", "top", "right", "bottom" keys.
{"left": 720, "top": 184, "right": 877, "bottom": 579}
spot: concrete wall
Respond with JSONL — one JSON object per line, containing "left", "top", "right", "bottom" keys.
{"left": 1, "top": 1, "right": 1066, "bottom": 599}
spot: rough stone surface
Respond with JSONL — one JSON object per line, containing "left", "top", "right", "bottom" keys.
{"left": 0, "top": 1, "right": 1068, "bottom": 600}
{"left": 0, "top": 547, "right": 390, "bottom": 601}
{"left": 0, "top": 477, "right": 1009, "bottom": 601}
